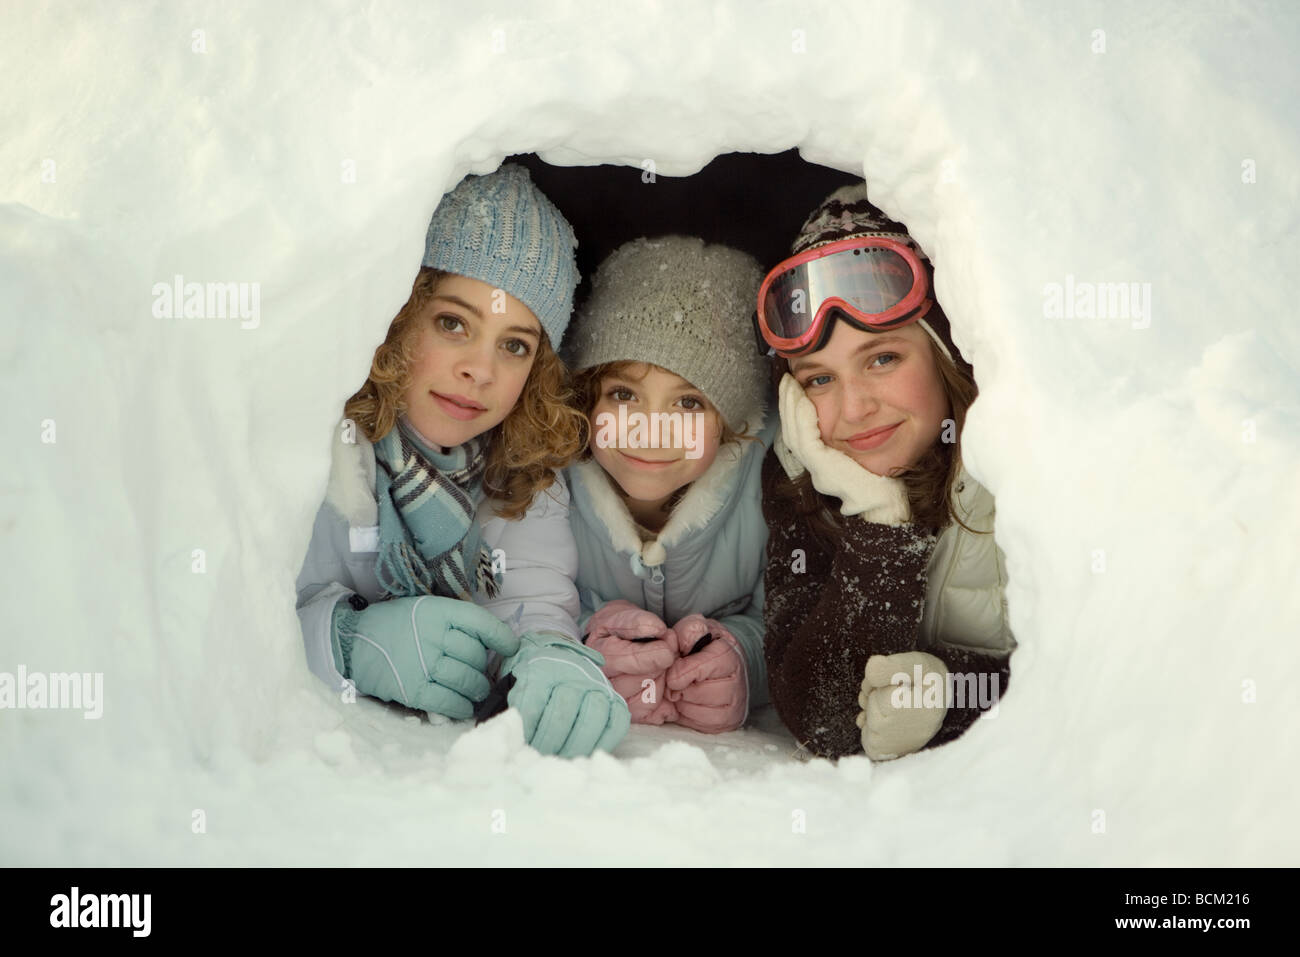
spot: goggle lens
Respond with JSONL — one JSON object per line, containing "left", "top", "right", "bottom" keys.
{"left": 760, "top": 246, "right": 919, "bottom": 343}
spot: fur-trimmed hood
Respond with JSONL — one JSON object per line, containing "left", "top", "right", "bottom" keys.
{"left": 324, "top": 432, "right": 379, "bottom": 528}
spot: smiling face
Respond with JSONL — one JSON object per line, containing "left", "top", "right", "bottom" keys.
{"left": 789, "top": 320, "right": 950, "bottom": 477}
{"left": 399, "top": 274, "right": 542, "bottom": 449}
{"left": 588, "top": 363, "right": 722, "bottom": 518}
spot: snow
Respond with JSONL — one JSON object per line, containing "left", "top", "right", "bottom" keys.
{"left": 2, "top": 0, "right": 1298, "bottom": 865}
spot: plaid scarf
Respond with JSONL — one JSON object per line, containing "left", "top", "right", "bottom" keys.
{"left": 371, "top": 420, "right": 503, "bottom": 601}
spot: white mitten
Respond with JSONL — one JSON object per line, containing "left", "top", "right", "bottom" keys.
{"left": 856, "top": 652, "right": 949, "bottom": 760}
{"left": 776, "top": 374, "right": 911, "bottom": 525}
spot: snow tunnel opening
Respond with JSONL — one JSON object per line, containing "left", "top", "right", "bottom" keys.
{"left": 295, "top": 147, "right": 1013, "bottom": 769}
{"left": 295, "top": 149, "right": 1011, "bottom": 747}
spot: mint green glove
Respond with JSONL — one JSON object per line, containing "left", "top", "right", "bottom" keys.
{"left": 500, "top": 632, "right": 631, "bottom": 757}
{"left": 332, "top": 594, "right": 521, "bottom": 719}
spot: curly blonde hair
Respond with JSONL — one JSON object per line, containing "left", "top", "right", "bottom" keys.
{"left": 342, "top": 267, "right": 587, "bottom": 520}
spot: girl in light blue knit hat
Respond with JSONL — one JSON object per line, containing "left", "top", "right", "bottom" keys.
{"left": 563, "top": 235, "right": 776, "bottom": 736}
{"left": 295, "top": 164, "right": 630, "bottom": 758}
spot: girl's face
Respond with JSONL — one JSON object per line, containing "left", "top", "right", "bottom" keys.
{"left": 401, "top": 274, "right": 542, "bottom": 449}
{"left": 588, "top": 363, "right": 722, "bottom": 508}
{"left": 788, "top": 320, "right": 950, "bottom": 477}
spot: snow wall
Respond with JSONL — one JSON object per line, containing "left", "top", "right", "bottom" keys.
{"left": 2, "top": 0, "right": 1298, "bottom": 865}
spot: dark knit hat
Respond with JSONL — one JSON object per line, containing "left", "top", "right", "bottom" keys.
{"left": 793, "top": 183, "right": 969, "bottom": 373}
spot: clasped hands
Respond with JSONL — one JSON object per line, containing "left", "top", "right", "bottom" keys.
{"left": 584, "top": 600, "right": 747, "bottom": 733}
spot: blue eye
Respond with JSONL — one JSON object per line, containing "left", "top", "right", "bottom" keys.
{"left": 803, "top": 374, "right": 833, "bottom": 388}
{"left": 870, "top": 353, "right": 899, "bottom": 369}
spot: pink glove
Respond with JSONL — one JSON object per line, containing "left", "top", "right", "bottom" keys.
{"left": 664, "top": 614, "right": 748, "bottom": 734}
{"left": 583, "top": 599, "right": 679, "bottom": 725}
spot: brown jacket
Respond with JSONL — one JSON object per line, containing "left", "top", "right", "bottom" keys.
{"left": 762, "top": 450, "right": 1012, "bottom": 758}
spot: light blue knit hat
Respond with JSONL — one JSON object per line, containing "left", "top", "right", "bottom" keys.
{"left": 422, "top": 164, "right": 579, "bottom": 347}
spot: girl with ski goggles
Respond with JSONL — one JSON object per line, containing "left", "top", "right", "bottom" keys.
{"left": 753, "top": 235, "right": 933, "bottom": 357}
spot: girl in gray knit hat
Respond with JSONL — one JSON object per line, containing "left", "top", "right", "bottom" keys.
{"left": 295, "top": 164, "right": 630, "bottom": 759}
{"left": 562, "top": 235, "right": 776, "bottom": 735}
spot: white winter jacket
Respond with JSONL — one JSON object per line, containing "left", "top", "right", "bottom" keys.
{"left": 920, "top": 467, "right": 1016, "bottom": 656}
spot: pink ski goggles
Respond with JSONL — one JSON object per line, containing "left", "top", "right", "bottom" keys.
{"left": 754, "top": 236, "right": 933, "bottom": 357}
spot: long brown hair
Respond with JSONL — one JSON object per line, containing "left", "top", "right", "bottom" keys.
{"left": 342, "top": 267, "right": 587, "bottom": 520}
{"left": 762, "top": 316, "right": 980, "bottom": 543}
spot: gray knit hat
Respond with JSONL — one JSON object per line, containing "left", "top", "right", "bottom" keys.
{"left": 569, "top": 236, "right": 768, "bottom": 432}
{"left": 422, "top": 164, "right": 579, "bottom": 347}
{"left": 793, "top": 182, "right": 966, "bottom": 369}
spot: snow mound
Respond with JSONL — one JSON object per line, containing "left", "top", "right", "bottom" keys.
{"left": 1, "top": 1, "right": 1297, "bottom": 864}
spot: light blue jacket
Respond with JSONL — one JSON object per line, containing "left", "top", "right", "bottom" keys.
{"left": 564, "top": 408, "right": 777, "bottom": 707}
{"left": 295, "top": 430, "right": 582, "bottom": 692}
